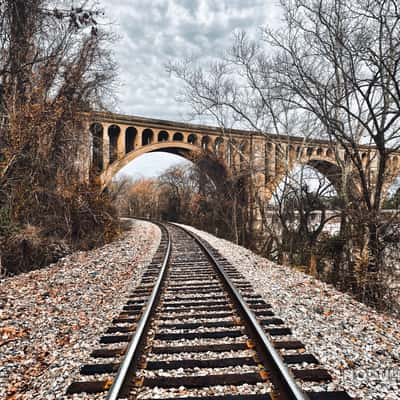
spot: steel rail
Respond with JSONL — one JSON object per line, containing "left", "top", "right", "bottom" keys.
{"left": 173, "top": 223, "right": 309, "bottom": 400}
{"left": 105, "top": 223, "right": 171, "bottom": 400}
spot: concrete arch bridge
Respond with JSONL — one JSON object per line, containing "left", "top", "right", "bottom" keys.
{"left": 84, "top": 112, "right": 400, "bottom": 206}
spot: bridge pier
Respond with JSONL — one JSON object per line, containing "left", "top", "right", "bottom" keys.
{"left": 117, "top": 127, "right": 126, "bottom": 159}
{"left": 102, "top": 123, "right": 111, "bottom": 170}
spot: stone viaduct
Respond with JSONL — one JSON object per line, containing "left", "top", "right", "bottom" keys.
{"left": 86, "top": 112, "right": 400, "bottom": 201}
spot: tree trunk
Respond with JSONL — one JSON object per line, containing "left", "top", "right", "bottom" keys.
{"left": 365, "top": 220, "right": 385, "bottom": 307}
{"left": 232, "top": 194, "right": 239, "bottom": 244}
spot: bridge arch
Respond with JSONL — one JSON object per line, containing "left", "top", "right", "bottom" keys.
{"left": 304, "top": 157, "right": 343, "bottom": 193}
{"left": 108, "top": 125, "right": 120, "bottom": 163}
{"left": 142, "top": 129, "right": 154, "bottom": 146}
{"left": 99, "top": 141, "right": 202, "bottom": 189}
{"left": 201, "top": 135, "right": 211, "bottom": 151}
{"left": 125, "top": 127, "right": 137, "bottom": 153}
{"left": 265, "top": 155, "right": 344, "bottom": 202}
{"left": 90, "top": 123, "right": 103, "bottom": 171}
{"left": 173, "top": 132, "right": 184, "bottom": 141}
{"left": 188, "top": 134, "right": 197, "bottom": 145}
{"left": 158, "top": 131, "right": 169, "bottom": 142}
{"left": 214, "top": 137, "right": 224, "bottom": 154}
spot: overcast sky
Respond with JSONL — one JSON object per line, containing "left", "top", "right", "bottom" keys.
{"left": 103, "top": 0, "right": 280, "bottom": 179}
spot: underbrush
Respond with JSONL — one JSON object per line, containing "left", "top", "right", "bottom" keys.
{"left": 0, "top": 185, "right": 120, "bottom": 276}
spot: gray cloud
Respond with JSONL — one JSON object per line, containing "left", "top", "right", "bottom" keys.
{"left": 103, "top": 0, "right": 280, "bottom": 121}
{"left": 103, "top": 1, "right": 280, "bottom": 179}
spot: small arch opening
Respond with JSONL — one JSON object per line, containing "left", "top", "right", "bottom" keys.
{"left": 214, "top": 137, "right": 224, "bottom": 153}
{"left": 239, "top": 141, "right": 248, "bottom": 167}
{"left": 108, "top": 125, "right": 120, "bottom": 163}
{"left": 173, "top": 132, "right": 184, "bottom": 141}
{"left": 307, "top": 147, "right": 313, "bottom": 157}
{"left": 317, "top": 147, "right": 323, "bottom": 156}
{"left": 90, "top": 123, "right": 103, "bottom": 171}
{"left": 158, "top": 131, "right": 169, "bottom": 142}
{"left": 188, "top": 134, "right": 197, "bottom": 145}
{"left": 202, "top": 136, "right": 211, "bottom": 150}
{"left": 126, "top": 127, "right": 137, "bottom": 153}
{"left": 142, "top": 129, "right": 154, "bottom": 146}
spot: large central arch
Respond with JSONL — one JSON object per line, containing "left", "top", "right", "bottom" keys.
{"left": 100, "top": 141, "right": 201, "bottom": 188}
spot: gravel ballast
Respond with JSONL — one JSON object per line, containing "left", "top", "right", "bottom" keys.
{"left": 1, "top": 220, "right": 399, "bottom": 399}
{"left": 181, "top": 224, "right": 400, "bottom": 400}
{"left": 0, "top": 219, "right": 160, "bottom": 400}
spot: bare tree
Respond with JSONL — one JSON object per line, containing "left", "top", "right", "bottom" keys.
{"left": 0, "top": 1, "right": 118, "bottom": 274}
{"left": 169, "top": 0, "right": 400, "bottom": 307}
{"left": 261, "top": 0, "right": 400, "bottom": 304}
{"left": 264, "top": 166, "right": 339, "bottom": 272}
{"left": 158, "top": 165, "right": 198, "bottom": 221}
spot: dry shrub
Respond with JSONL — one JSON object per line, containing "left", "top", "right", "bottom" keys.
{"left": 1, "top": 185, "right": 120, "bottom": 275}
{"left": 1, "top": 225, "right": 70, "bottom": 275}
{"left": 66, "top": 186, "right": 121, "bottom": 250}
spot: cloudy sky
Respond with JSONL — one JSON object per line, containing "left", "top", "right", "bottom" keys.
{"left": 102, "top": 0, "right": 280, "bottom": 178}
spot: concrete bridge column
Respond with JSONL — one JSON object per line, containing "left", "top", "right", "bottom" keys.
{"left": 166, "top": 130, "right": 173, "bottom": 142}
{"left": 264, "top": 143, "right": 277, "bottom": 191}
{"left": 249, "top": 138, "right": 268, "bottom": 245}
{"left": 252, "top": 139, "right": 266, "bottom": 180}
{"left": 117, "top": 125, "right": 126, "bottom": 159}
{"left": 218, "top": 139, "right": 227, "bottom": 159}
{"left": 206, "top": 137, "right": 213, "bottom": 152}
{"left": 275, "top": 144, "right": 286, "bottom": 178}
{"left": 269, "top": 143, "right": 276, "bottom": 177}
{"left": 135, "top": 127, "right": 144, "bottom": 149}
{"left": 102, "top": 123, "right": 111, "bottom": 171}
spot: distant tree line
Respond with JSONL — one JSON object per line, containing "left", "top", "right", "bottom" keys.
{"left": 113, "top": 153, "right": 250, "bottom": 245}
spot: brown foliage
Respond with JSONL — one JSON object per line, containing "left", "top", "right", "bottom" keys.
{"left": 1, "top": 185, "right": 120, "bottom": 274}
{"left": 0, "top": 1, "right": 119, "bottom": 275}
{"left": 115, "top": 153, "right": 250, "bottom": 245}
{"left": 2, "top": 225, "right": 69, "bottom": 274}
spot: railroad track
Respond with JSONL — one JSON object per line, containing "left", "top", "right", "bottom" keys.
{"left": 67, "top": 222, "right": 351, "bottom": 399}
